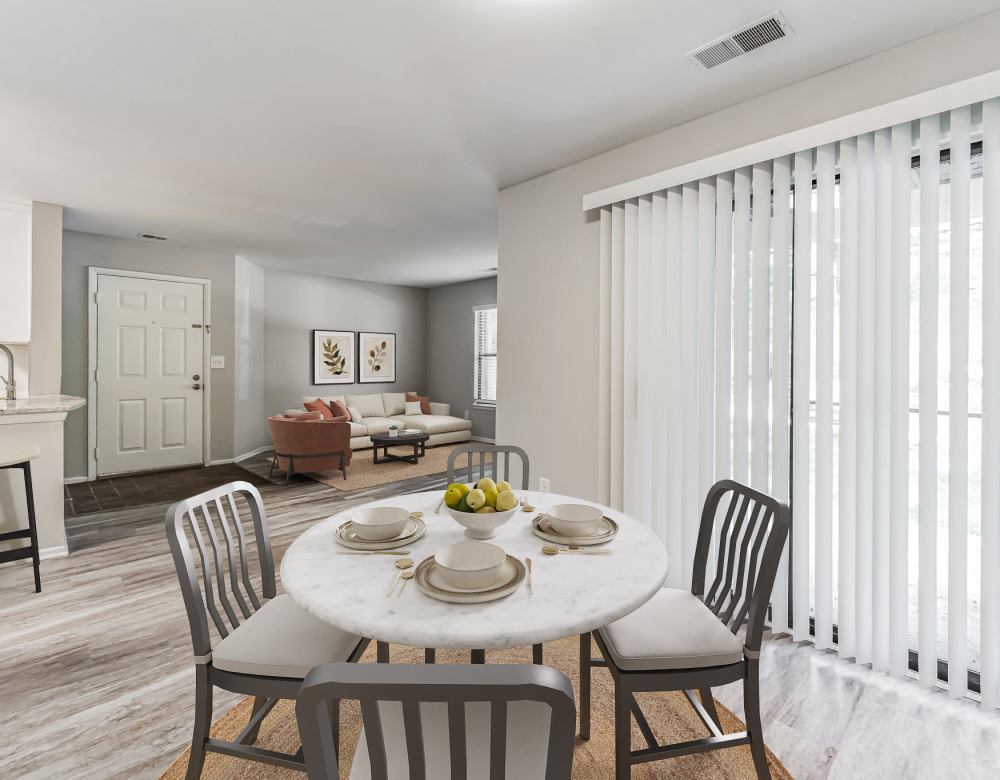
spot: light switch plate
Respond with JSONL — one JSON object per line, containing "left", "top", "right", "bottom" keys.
{"left": 210, "top": 355, "right": 225, "bottom": 369}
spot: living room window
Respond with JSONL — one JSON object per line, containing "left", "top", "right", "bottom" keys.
{"left": 473, "top": 304, "right": 497, "bottom": 406}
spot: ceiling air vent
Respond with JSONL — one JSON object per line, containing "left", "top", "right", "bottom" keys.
{"left": 137, "top": 232, "right": 168, "bottom": 241}
{"left": 687, "top": 11, "right": 791, "bottom": 70}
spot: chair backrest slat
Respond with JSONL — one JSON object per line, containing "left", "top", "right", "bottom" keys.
{"left": 691, "top": 480, "right": 790, "bottom": 650}
{"left": 197, "top": 501, "right": 242, "bottom": 629}
{"left": 213, "top": 496, "right": 253, "bottom": 620}
{"left": 447, "top": 700, "right": 466, "bottom": 780}
{"left": 165, "top": 481, "right": 275, "bottom": 657}
{"left": 226, "top": 492, "right": 262, "bottom": 611}
{"left": 361, "top": 698, "right": 389, "bottom": 779}
{"left": 489, "top": 699, "right": 507, "bottom": 779}
{"left": 447, "top": 443, "right": 530, "bottom": 490}
{"left": 402, "top": 699, "right": 426, "bottom": 780}
{"left": 296, "top": 663, "right": 575, "bottom": 780}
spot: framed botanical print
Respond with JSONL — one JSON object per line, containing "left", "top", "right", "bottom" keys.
{"left": 312, "top": 330, "right": 355, "bottom": 384}
{"left": 358, "top": 331, "right": 396, "bottom": 383}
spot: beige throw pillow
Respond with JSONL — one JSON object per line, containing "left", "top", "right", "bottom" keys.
{"left": 404, "top": 400, "right": 422, "bottom": 415}
{"left": 382, "top": 392, "right": 407, "bottom": 416}
{"left": 346, "top": 394, "right": 386, "bottom": 418}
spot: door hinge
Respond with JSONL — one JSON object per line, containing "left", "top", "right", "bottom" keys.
{"left": 93, "top": 291, "right": 99, "bottom": 304}
{"left": 93, "top": 369, "right": 98, "bottom": 383}
{"left": 93, "top": 447, "right": 99, "bottom": 460}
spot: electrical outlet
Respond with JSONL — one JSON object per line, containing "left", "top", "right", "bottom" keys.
{"left": 538, "top": 477, "right": 550, "bottom": 493}
{"left": 210, "top": 355, "right": 225, "bottom": 369}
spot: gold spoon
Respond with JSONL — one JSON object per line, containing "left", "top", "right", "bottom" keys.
{"left": 541, "top": 545, "right": 614, "bottom": 556}
{"left": 410, "top": 511, "right": 423, "bottom": 518}
{"left": 395, "top": 570, "right": 415, "bottom": 597}
{"left": 386, "top": 558, "right": 415, "bottom": 596}
{"left": 526, "top": 557, "right": 533, "bottom": 596}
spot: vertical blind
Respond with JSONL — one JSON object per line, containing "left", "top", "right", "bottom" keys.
{"left": 597, "top": 97, "right": 1000, "bottom": 707}
{"left": 473, "top": 305, "right": 498, "bottom": 404}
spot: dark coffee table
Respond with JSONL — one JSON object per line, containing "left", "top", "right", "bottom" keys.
{"left": 370, "top": 430, "right": 429, "bottom": 465}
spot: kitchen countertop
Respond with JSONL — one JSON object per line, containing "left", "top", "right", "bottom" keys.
{"left": 0, "top": 394, "right": 86, "bottom": 416}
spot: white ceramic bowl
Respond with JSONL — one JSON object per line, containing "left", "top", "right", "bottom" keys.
{"left": 434, "top": 541, "right": 507, "bottom": 589}
{"left": 445, "top": 502, "right": 520, "bottom": 539}
{"left": 545, "top": 503, "right": 605, "bottom": 537}
{"left": 350, "top": 506, "right": 410, "bottom": 541}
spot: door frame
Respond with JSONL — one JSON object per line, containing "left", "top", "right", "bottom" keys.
{"left": 87, "top": 266, "right": 212, "bottom": 481}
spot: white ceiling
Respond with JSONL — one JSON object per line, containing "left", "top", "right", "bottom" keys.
{"left": 1, "top": 1, "right": 998, "bottom": 287}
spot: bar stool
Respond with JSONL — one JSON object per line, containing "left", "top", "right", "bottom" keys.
{"left": 0, "top": 444, "right": 42, "bottom": 592}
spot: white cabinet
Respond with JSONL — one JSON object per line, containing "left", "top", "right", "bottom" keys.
{"left": 0, "top": 201, "right": 32, "bottom": 344}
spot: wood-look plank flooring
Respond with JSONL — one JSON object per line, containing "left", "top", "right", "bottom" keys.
{"left": 2, "top": 456, "right": 999, "bottom": 779}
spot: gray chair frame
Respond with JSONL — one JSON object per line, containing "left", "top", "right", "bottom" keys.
{"left": 447, "top": 442, "right": 530, "bottom": 491}
{"left": 296, "top": 662, "right": 576, "bottom": 780}
{"left": 166, "top": 480, "right": 369, "bottom": 778}
{"left": 579, "top": 479, "right": 790, "bottom": 780}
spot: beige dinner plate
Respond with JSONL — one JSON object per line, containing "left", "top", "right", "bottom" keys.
{"left": 336, "top": 516, "right": 426, "bottom": 550}
{"left": 414, "top": 555, "right": 525, "bottom": 603}
{"left": 530, "top": 514, "right": 618, "bottom": 546}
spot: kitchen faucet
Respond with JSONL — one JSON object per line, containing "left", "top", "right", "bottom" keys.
{"left": 0, "top": 343, "right": 15, "bottom": 401}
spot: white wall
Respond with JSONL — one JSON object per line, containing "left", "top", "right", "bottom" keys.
{"left": 259, "top": 268, "right": 429, "bottom": 438}
{"left": 427, "top": 277, "right": 497, "bottom": 439}
{"left": 233, "top": 256, "right": 267, "bottom": 458}
{"left": 497, "top": 10, "right": 1000, "bottom": 499}
{"left": 61, "top": 231, "right": 237, "bottom": 478}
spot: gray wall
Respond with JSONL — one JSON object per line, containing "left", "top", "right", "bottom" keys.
{"left": 62, "top": 230, "right": 237, "bottom": 478}
{"left": 233, "top": 256, "right": 267, "bottom": 457}
{"left": 427, "top": 277, "right": 497, "bottom": 439}
{"left": 262, "top": 267, "right": 429, "bottom": 425}
{"left": 497, "top": 9, "right": 1000, "bottom": 499}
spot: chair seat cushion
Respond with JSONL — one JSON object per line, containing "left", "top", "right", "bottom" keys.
{"left": 389, "top": 414, "right": 472, "bottom": 435}
{"left": 349, "top": 700, "right": 552, "bottom": 779}
{"left": 598, "top": 588, "right": 743, "bottom": 671}
{"left": 213, "top": 594, "right": 362, "bottom": 679}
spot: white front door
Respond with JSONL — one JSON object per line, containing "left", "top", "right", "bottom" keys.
{"left": 95, "top": 274, "right": 205, "bottom": 476}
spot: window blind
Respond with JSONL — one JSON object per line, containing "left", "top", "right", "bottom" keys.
{"left": 473, "top": 305, "right": 497, "bottom": 405}
{"left": 597, "top": 97, "right": 1000, "bottom": 708}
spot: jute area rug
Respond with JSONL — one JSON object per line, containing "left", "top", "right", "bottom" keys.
{"left": 308, "top": 444, "right": 462, "bottom": 491}
{"left": 160, "top": 636, "right": 791, "bottom": 779}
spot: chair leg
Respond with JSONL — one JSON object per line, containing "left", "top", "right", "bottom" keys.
{"left": 532, "top": 642, "right": 543, "bottom": 665}
{"left": 579, "top": 633, "right": 591, "bottom": 740}
{"left": 186, "top": 665, "right": 213, "bottom": 780}
{"left": 614, "top": 678, "right": 632, "bottom": 780}
{"left": 699, "top": 687, "right": 721, "bottom": 731}
{"left": 377, "top": 641, "right": 389, "bottom": 663}
{"left": 425, "top": 648, "right": 436, "bottom": 663}
{"left": 23, "top": 463, "right": 41, "bottom": 593}
{"left": 470, "top": 649, "right": 486, "bottom": 664}
{"left": 743, "top": 658, "right": 771, "bottom": 780}
{"left": 268, "top": 454, "right": 276, "bottom": 480}
{"left": 244, "top": 696, "right": 266, "bottom": 744}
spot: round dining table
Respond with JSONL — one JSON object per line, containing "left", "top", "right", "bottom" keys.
{"left": 281, "top": 489, "right": 669, "bottom": 651}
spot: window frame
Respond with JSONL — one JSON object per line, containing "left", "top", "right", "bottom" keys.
{"left": 473, "top": 304, "right": 498, "bottom": 407}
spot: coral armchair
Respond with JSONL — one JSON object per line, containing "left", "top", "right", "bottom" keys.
{"left": 267, "top": 414, "right": 352, "bottom": 482}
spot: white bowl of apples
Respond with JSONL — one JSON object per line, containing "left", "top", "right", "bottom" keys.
{"left": 443, "top": 478, "right": 520, "bottom": 539}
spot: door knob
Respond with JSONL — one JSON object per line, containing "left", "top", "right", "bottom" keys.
{"left": 193, "top": 383, "right": 201, "bottom": 390}
{"left": 192, "top": 374, "right": 201, "bottom": 381}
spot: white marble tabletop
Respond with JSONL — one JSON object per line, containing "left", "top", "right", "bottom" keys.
{"left": 281, "top": 490, "right": 669, "bottom": 649}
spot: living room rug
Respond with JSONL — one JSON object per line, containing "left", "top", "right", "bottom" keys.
{"left": 159, "top": 637, "right": 790, "bottom": 779}
{"left": 308, "top": 443, "right": 466, "bottom": 491}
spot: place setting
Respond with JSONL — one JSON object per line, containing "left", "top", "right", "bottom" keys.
{"left": 530, "top": 502, "right": 619, "bottom": 548}
{"left": 334, "top": 505, "right": 426, "bottom": 551}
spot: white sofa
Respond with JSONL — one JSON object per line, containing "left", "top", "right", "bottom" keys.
{"left": 290, "top": 392, "right": 472, "bottom": 451}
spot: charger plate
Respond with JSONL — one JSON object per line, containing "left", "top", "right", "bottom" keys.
{"left": 529, "top": 514, "right": 618, "bottom": 546}
{"left": 335, "top": 516, "right": 426, "bottom": 550}
{"left": 414, "top": 554, "right": 525, "bottom": 603}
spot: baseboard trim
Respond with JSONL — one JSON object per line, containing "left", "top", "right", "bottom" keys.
{"left": 234, "top": 445, "right": 274, "bottom": 463}
{"left": 64, "top": 476, "right": 89, "bottom": 485}
{"left": 470, "top": 436, "right": 496, "bottom": 444}
{"left": 209, "top": 458, "right": 235, "bottom": 465}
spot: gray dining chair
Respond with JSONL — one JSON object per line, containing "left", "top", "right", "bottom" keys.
{"left": 447, "top": 442, "right": 530, "bottom": 492}
{"left": 166, "top": 480, "right": 370, "bottom": 779}
{"left": 296, "top": 662, "right": 576, "bottom": 780}
{"left": 579, "top": 479, "right": 790, "bottom": 780}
